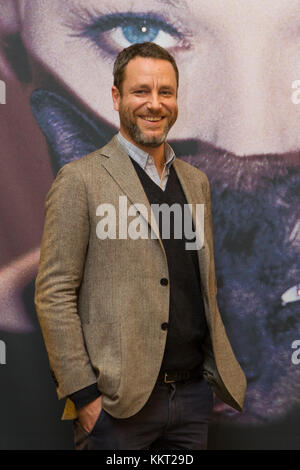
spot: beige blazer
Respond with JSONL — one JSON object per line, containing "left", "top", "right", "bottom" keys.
{"left": 34, "top": 135, "right": 247, "bottom": 420}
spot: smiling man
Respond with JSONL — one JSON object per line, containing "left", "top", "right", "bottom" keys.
{"left": 111, "top": 51, "right": 178, "bottom": 181}
{"left": 113, "top": 54, "right": 178, "bottom": 150}
{"left": 34, "top": 42, "right": 246, "bottom": 450}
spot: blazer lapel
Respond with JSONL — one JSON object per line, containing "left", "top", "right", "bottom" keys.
{"left": 97, "top": 136, "right": 165, "bottom": 253}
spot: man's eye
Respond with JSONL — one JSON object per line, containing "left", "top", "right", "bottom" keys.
{"left": 73, "top": 12, "right": 189, "bottom": 56}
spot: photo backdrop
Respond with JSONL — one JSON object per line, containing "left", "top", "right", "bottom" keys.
{"left": 0, "top": 0, "right": 299, "bottom": 449}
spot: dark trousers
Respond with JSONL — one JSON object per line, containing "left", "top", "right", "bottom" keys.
{"left": 73, "top": 376, "right": 214, "bottom": 450}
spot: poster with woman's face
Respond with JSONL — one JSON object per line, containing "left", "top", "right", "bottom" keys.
{"left": 0, "top": 0, "right": 299, "bottom": 446}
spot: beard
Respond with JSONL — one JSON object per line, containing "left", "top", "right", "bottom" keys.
{"left": 118, "top": 101, "right": 177, "bottom": 148}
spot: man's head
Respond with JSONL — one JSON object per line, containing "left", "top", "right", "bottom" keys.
{"left": 112, "top": 42, "right": 179, "bottom": 150}
{"left": 113, "top": 42, "right": 179, "bottom": 95}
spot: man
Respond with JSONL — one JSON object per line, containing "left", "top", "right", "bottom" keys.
{"left": 34, "top": 42, "right": 246, "bottom": 450}
{"left": 2, "top": 0, "right": 299, "bottom": 430}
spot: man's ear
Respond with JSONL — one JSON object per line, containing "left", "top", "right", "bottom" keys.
{"left": 112, "top": 86, "right": 121, "bottom": 112}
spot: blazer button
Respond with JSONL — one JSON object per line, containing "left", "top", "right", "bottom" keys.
{"left": 160, "top": 278, "right": 168, "bottom": 286}
{"left": 161, "top": 322, "right": 168, "bottom": 330}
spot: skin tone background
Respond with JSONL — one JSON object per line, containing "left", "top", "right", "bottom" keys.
{"left": 0, "top": 0, "right": 299, "bottom": 448}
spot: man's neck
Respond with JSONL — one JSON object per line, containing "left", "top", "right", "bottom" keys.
{"left": 119, "top": 130, "right": 166, "bottom": 176}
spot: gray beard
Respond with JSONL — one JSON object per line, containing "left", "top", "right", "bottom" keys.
{"left": 122, "top": 118, "right": 171, "bottom": 148}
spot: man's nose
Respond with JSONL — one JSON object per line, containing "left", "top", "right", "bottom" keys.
{"left": 146, "top": 92, "right": 162, "bottom": 112}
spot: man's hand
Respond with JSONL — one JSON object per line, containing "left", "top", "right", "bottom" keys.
{"left": 77, "top": 395, "right": 103, "bottom": 434}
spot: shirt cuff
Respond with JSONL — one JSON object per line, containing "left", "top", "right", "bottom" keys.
{"left": 68, "top": 383, "right": 102, "bottom": 410}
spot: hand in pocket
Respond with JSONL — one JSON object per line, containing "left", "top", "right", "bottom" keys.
{"left": 77, "top": 395, "right": 103, "bottom": 434}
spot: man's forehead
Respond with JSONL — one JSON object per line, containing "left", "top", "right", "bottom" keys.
{"left": 126, "top": 56, "right": 174, "bottom": 70}
{"left": 124, "top": 57, "right": 177, "bottom": 82}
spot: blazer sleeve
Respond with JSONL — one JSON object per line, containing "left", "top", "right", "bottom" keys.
{"left": 34, "top": 163, "right": 98, "bottom": 399}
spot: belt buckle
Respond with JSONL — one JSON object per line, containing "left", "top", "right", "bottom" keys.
{"left": 164, "top": 372, "right": 176, "bottom": 383}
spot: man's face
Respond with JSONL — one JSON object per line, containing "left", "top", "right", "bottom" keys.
{"left": 112, "top": 57, "right": 178, "bottom": 150}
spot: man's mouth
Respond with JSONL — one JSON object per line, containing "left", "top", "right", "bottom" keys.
{"left": 139, "top": 116, "right": 165, "bottom": 122}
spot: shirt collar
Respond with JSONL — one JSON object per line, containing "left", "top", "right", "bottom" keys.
{"left": 117, "top": 131, "right": 176, "bottom": 170}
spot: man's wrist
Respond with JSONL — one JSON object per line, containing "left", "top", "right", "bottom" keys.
{"left": 68, "top": 383, "right": 101, "bottom": 410}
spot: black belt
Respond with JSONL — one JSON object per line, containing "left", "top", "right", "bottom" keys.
{"left": 156, "top": 367, "right": 203, "bottom": 384}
